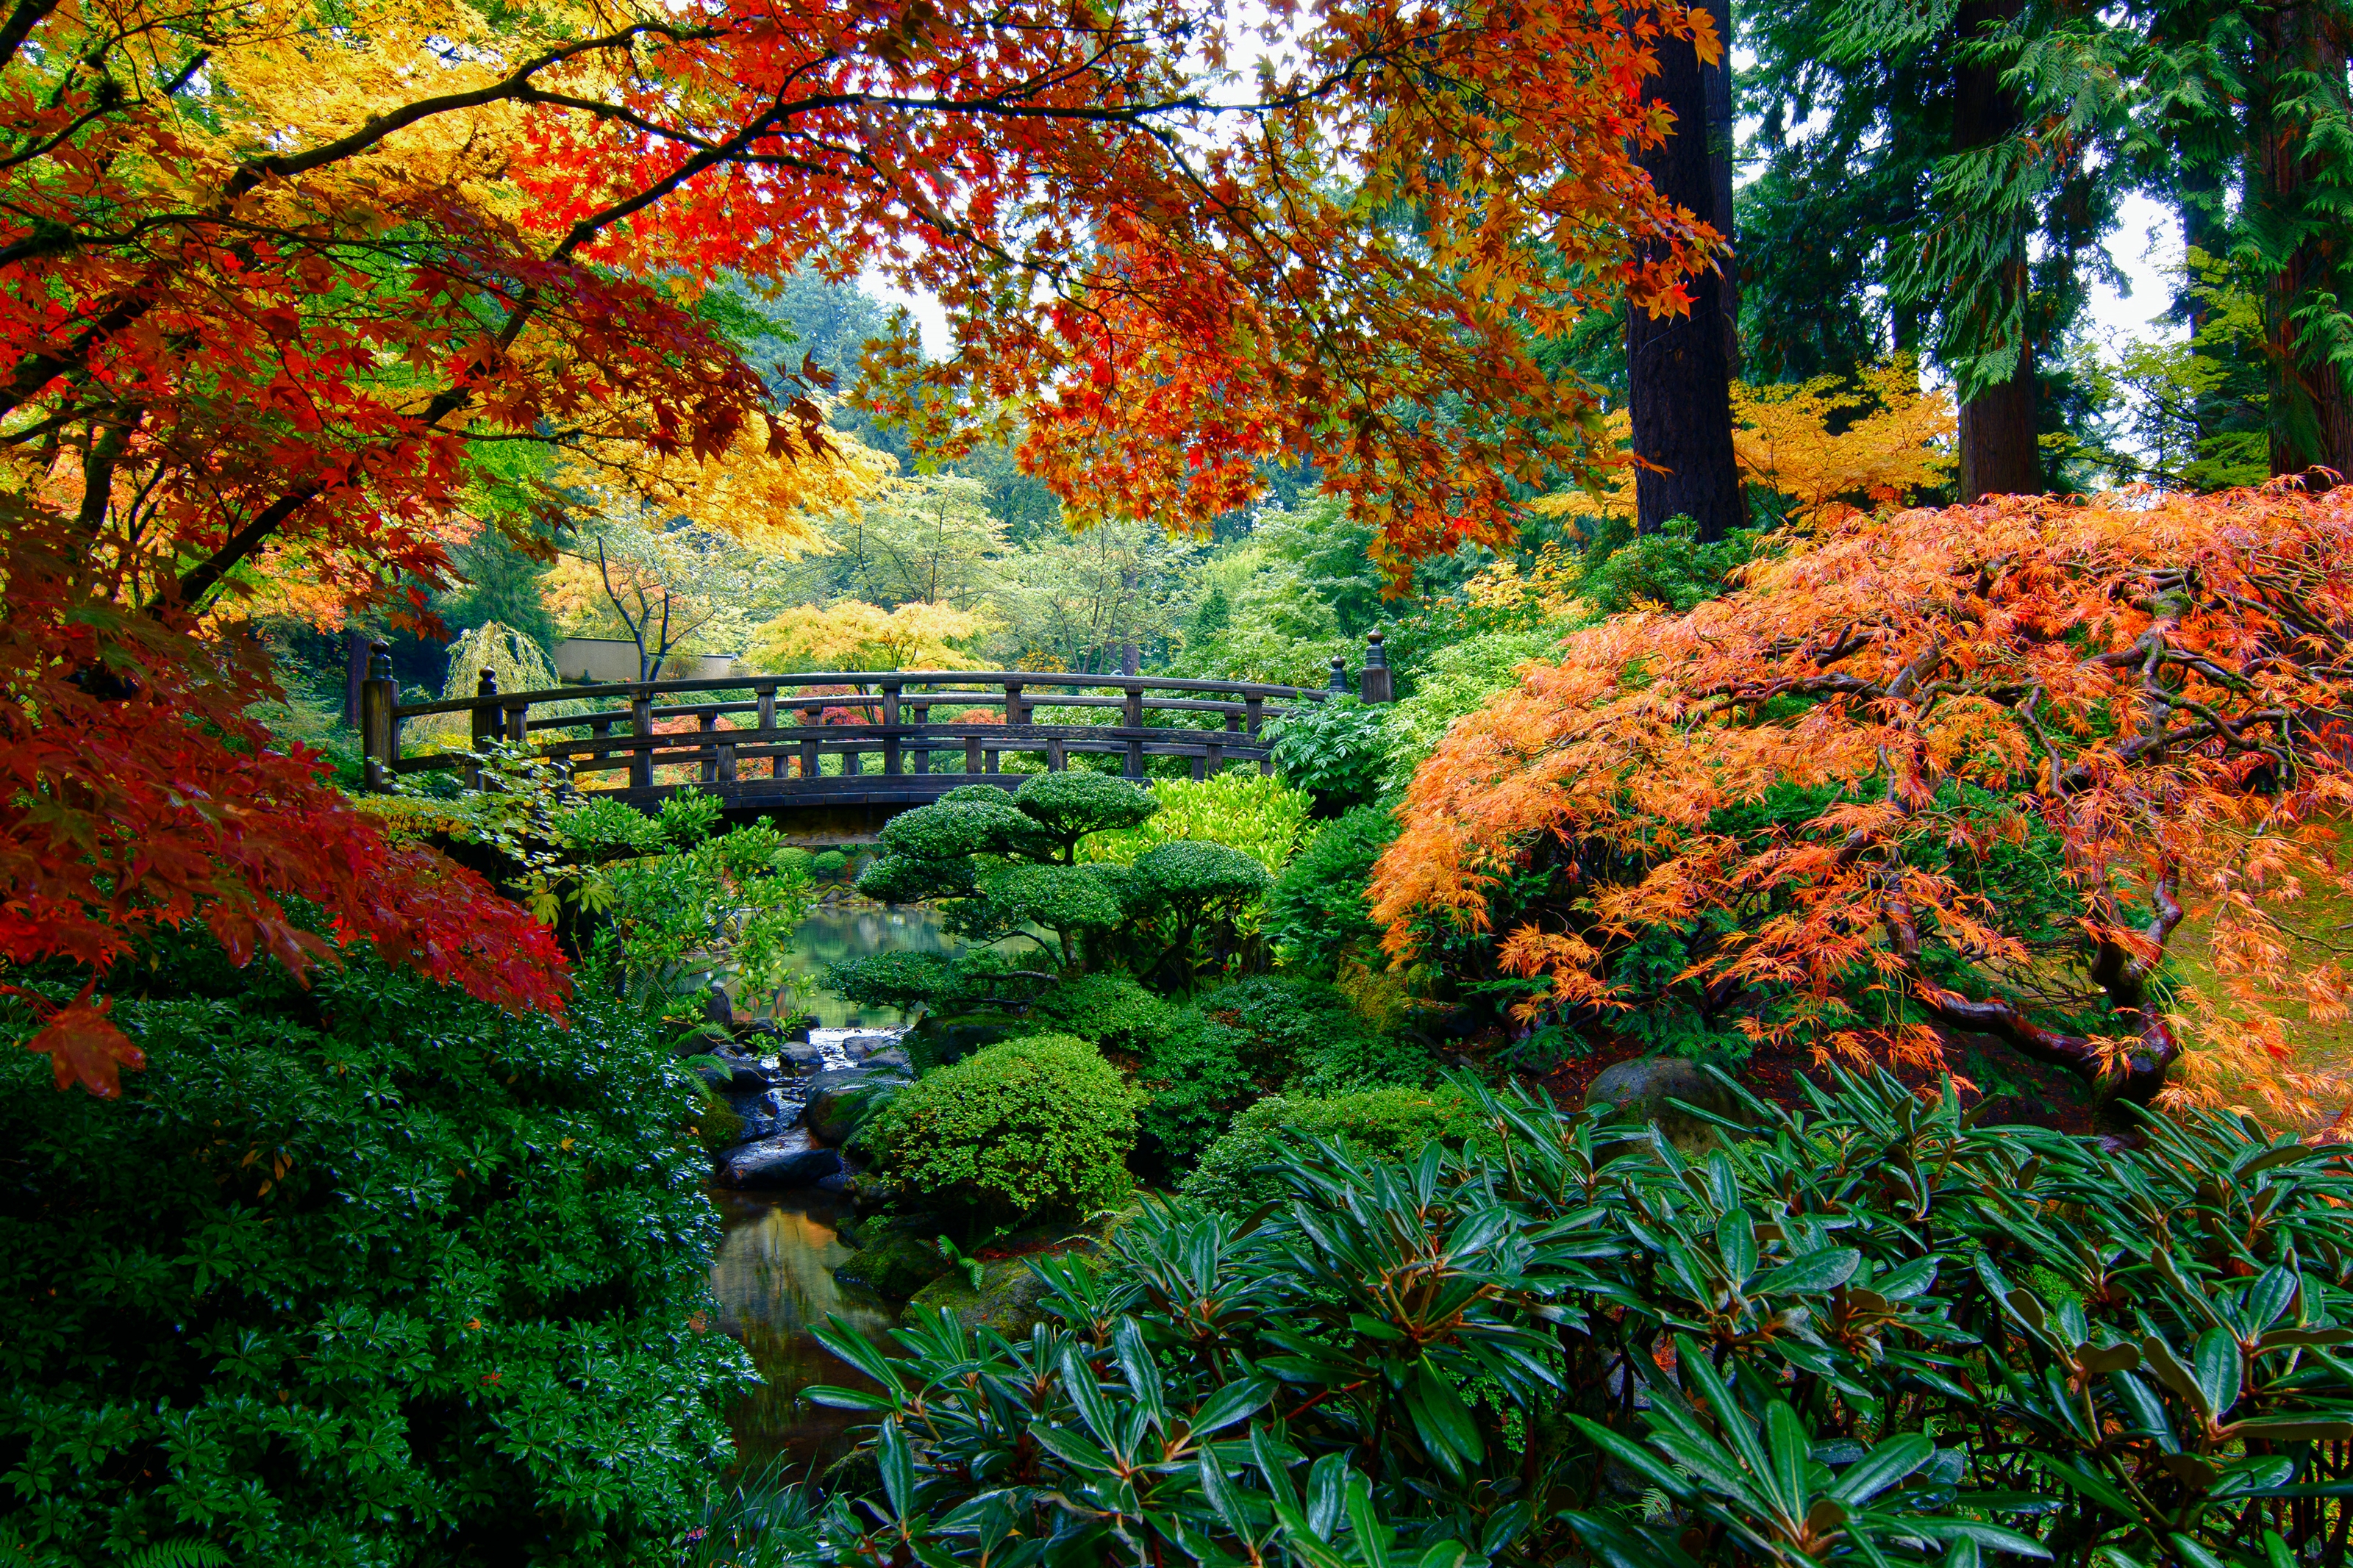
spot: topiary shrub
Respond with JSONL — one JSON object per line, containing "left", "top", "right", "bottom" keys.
{"left": 865, "top": 1034, "right": 1143, "bottom": 1233}
{"left": 1009, "top": 771, "right": 1162, "bottom": 859}
{"left": 1264, "top": 806, "right": 1399, "bottom": 976}
{"left": 1178, "top": 1086, "right": 1477, "bottom": 1211}
{"left": 1024, "top": 973, "right": 1186, "bottom": 1056}
{"left": 1114, "top": 840, "right": 1273, "bottom": 993}
{"left": 0, "top": 930, "right": 751, "bottom": 1566}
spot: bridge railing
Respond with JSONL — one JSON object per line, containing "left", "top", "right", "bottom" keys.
{"left": 357, "top": 633, "right": 1396, "bottom": 803}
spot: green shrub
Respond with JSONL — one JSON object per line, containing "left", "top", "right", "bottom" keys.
{"left": 1376, "top": 623, "right": 1575, "bottom": 795}
{"left": 0, "top": 932, "right": 750, "bottom": 1566}
{"left": 867, "top": 1034, "right": 1143, "bottom": 1231}
{"left": 1024, "top": 972, "right": 1185, "bottom": 1056}
{"left": 1076, "top": 773, "right": 1312, "bottom": 875}
{"left": 1263, "top": 806, "right": 1400, "bottom": 975}
{"left": 811, "top": 848, "right": 848, "bottom": 880}
{"left": 805, "top": 1070, "right": 2353, "bottom": 1568}
{"left": 1268, "top": 694, "right": 1389, "bottom": 811}
{"left": 1131, "top": 1014, "right": 1261, "bottom": 1175}
{"left": 1178, "top": 1086, "right": 1477, "bottom": 1211}
{"left": 1121, "top": 977, "right": 1434, "bottom": 1175}
{"left": 1194, "top": 973, "right": 1427, "bottom": 1090}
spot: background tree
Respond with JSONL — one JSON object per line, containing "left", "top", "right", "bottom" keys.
{"left": 748, "top": 600, "right": 994, "bottom": 672}
{"left": 817, "top": 474, "right": 1007, "bottom": 611}
{"left": 1625, "top": 0, "right": 1743, "bottom": 540}
{"left": 997, "top": 520, "right": 1199, "bottom": 674}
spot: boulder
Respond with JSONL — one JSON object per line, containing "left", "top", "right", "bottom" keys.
{"left": 1583, "top": 1056, "right": 1749, "bottom": 1156}
{"left": 727, "top": 1086, "right": 792, "bottom": 1141}
{"left": 834, "top": 1230, "right": 954, "bottom": 1297}
{"left": 904, "top": 1253, "right": 1058, "bottom": 1336}
{"left": 779, "top": 1039, "right": 824, "bottom": 1070}
{"left": 906, "top": 1011, "right": 1023, "bottom": 1072}
{"left": 804, "top": 1070, "right": 899, "bottom": 1145}
{"left": 863, "top": 1046, "right": 913, "bottom": 1073}
{"left": 832, "top": 1028, "right": 905, "bottom": 1062}
{"left": 714, "top": 1128, "right": 845, "bottom": 1189}
{"left": 703, "top": 1049, "right": 773, "bottom": 1093}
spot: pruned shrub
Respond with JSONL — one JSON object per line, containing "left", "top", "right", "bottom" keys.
{"left": 1264, "top": 806, "right": 1399, "bottom": 976}
{"left": 866, "top": 1034, "right": 1143, "bottom": 1231}
{"left": 1179, "top": 1086, "right": 1477, "bottom": 1211}
{"left": 1024, "top": 972, "right": 1186, "bottom": 1056}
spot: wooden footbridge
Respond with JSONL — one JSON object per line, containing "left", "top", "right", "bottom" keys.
{"left": 357, "top": 634, "right": 1394, "bottom": 837}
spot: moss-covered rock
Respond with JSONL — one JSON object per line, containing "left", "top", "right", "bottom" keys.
{"left": 1583, "top": 1056, "right": 1749, "bottom": 1155}
{"left": 904, "top": 1253, "right": 1060, "bottom": 1336}
{"left": 833, "top": 1230, "right": 953, "bottom": 1298}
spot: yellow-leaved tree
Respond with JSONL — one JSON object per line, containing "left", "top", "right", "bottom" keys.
{"left": 749, "top": 601, "right": 996, "bottom": 673}
{"left": 1530, "top": 359, "right": 1956, "bottom": 531}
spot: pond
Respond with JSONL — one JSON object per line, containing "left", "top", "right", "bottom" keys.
{"left": 782, "top": 899, "right": 961, "bottom": 1028}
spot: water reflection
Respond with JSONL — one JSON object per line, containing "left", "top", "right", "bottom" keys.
{"left": 785, "top": 903, "right": 961, "bottom": 1028}
{"left": 708, "top": 1188, "right": 898, "bottom": 1475}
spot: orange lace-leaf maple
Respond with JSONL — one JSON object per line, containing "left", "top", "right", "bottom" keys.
{"left": 1371, "top": 485, "right": 2353, "bottom": 1120}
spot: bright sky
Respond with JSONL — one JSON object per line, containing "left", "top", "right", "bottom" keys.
{"left": 2088, "top": 192, "right": 2186, "bottom": 344}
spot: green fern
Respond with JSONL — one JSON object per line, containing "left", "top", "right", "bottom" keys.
{"left": 121, "top": 1542, "right": 231, "bottom": 1568}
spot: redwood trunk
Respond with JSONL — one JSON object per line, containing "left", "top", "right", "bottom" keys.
{"left": 1627, "top": 0, "right": 1742, "bottom": 543}
{"left": 1957, "top": 373, "right": 2038, "bottom": 500}
{"left": 2258, "top": 0, "right": 2353, "bottom": 485}
{"left": 1950, "top": 0, "right": 2039, "bottom": 501}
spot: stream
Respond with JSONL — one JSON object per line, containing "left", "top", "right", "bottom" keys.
{"left": 702, "top": 901, "right": 955, "bottom": 1473}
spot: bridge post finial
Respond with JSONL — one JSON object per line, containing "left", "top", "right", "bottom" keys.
{"left": 1360, "top": 630, "right": 1393, "bottom": 703}
{"left": 1327, "top": 655, "right": 1350, "bottom": 695}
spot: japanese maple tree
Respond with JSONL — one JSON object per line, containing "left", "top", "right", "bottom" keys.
{"left": 1371, "top": 485, "right": 2353, "bottom": 1114}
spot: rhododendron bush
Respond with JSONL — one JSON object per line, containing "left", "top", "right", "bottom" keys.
{"left": 1371, "top": 486, "right": 2353, "bottom": 1115}
{"left": 0, "top": 0, "right": 1729, "bottom": 1089}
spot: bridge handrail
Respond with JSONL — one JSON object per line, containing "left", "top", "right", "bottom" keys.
{"left": 388, "top": 668, "right": 1335, "bottom": 720}
{"left": 356, "top": 634, "right": 1397, "bottom": 797}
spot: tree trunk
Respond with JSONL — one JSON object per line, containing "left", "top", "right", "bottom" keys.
{"left": 2256, "top": 0, "right": 2353, "bottom": 486}
{"left": 1703, "top": 0, "right": 1740, "bottom": 372}
{"left": 1948, "top": 0, "right": 2040, "bottom": 501}
{"left": 1957, "top": 373, "right": 2038, "bottom": 499}
{"left": 1627, "top": 0, "right": 1742, "bottom": 543}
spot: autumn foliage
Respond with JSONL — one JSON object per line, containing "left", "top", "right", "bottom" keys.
{"left": 1, "top": 520, "right": 568, "bottom": 1093}
{"left": 1371, "top": 485, "right": 2353, "bottom": 1116}
{"left": 0, "top": 0, "right": 1731, "bottom": 1088}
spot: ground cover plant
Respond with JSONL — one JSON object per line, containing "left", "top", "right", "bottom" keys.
{"left": 793, "top": 1070, "right": 2353, "bottom": 1568}
{"left": 0, "top": 924, "right": 750, "bottom": 1565}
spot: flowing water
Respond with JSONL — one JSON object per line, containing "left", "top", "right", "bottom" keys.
{"left": 705, "top": 901, "right": 960, "bottom": 1472}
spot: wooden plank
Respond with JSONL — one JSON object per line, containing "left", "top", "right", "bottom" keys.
{"left": 630, "top": 690, "right": 653, "bottom": 790}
